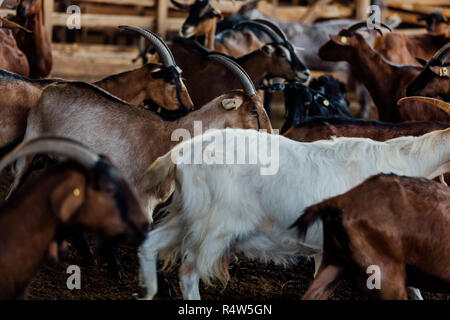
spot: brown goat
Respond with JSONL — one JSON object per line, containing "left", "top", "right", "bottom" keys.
{"left": 319, "top": 22, "right": 449, "bottom": 122}
{"left": 0, "top": 27, "right": 193, "bottom": 156}
{"left": 0, "top": 18, "right": 30, "bottom": 76}
{"left": 171, "top": 0, "right": 265, "bottom": 56}
{"left": 11, "top": 0, "right": 52, "bottom": 78}
{"left": 0, "top": 70, "right": 56, "bottom": 155}
{"left": 293, "top": 173, "right": 450, "bottom": 299}
{"left": 0, "top": 137, "right": 148, "bottom": 299}
{"left": 94, "top": 63, "right": 193, "bottom": 110}
{"left": 166, "top": 20, "right": 310, "bottom": 107}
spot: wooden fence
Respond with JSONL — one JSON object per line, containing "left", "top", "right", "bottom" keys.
{"left": 0, "top": 0, "right": 447, "bottom": 81}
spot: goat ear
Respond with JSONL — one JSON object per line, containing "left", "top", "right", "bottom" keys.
{"left": 50, "top": 180, "right": 85, "bottom": 223}
{"left": 221, "top": 97, "right": 244, "bottom": 110}
{"left": 415, "top": 57, "right": 427, "bottom": 66}
{"left": 262, "top": 45, "right": 275, "bottom": 56}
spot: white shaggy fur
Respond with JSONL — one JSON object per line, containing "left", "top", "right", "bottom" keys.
{"left": 139, "top": 128, "right": 450, "bottom": 300}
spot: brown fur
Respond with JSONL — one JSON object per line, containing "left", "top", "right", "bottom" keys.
{"left": 0, "top": 27, "right": 29, "bottom": 77}
{"left": 0, "top": 75, "right": 52, "bottom": 150}
{"left": 319, "top": 32, "right": 450, "bottom": 122}
{"left": 169, "top": 41, "right": 301, "bottom": 107}
{"left": 215, "top": 31, "right": 266, "bottom": 57}
{"left": 283, "top": 119, "right": 450, "bottom": 143}
{"left": 0, "top": 162, "right": 148, "bottom": 299}
{"left": 299, "top": 174, "right": 450, "bottom": 299}
{"left": 13, "top": 0, "right": 52, "bottom": 78}
{"left": 374, "top": 33, "right": 449, "bottom": 66}
{"left": 94, "top": 64, "right": 193, "bottom": 109}
{"left": 0, "top": 64, "right": 192, "bottom": 153}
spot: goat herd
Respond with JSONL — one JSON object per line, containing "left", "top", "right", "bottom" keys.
{"left": 0, "top": 0, "right": 449, "bottom": 300}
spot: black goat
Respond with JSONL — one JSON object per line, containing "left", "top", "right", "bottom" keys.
{"left": 280, "top": 76, "right": 351, "bottom": 134}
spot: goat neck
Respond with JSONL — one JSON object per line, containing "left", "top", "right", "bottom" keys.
{"left": 236, "top": 51, "right": 270, "bottom": 85}
{"left": 95, "top": 65, "right": 156, "bottom": 105}
{"left": 347, "top": 34, "right": 420, "bottom": 122}
{"left": 15, "top": 5, "right": 52, "bottom": 78}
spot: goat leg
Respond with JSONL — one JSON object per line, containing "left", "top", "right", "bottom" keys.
{"left": 302, "top": 264, "right": 344, "bottom": 300}
{"left": 71, "top": 230, "right": 97, "bottom": 266}
{"left": 99, "top": 240, "right": 124, "bottom": 280}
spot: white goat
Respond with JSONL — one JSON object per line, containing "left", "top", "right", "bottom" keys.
{"left": 139, "top": 128, "right": 450, "bottom": 300}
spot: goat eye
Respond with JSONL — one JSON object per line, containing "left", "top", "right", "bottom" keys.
{"left": 340, "top": 36, "right": 348, "bottom": 43}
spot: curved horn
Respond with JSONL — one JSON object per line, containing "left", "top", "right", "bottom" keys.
{"left": 429, "top": 42, "right": 450, "bottom": 66}
{"left": 119, "top": 26, "right": 176, "bottom": 67}
{"left": 0, "top": 137, "right": 100, "bottom": 174}
{"left": 253, "top": 19, "right": 288, "bottom": 42}
{"left": 233, "top": 20, "right": 283, "bottom": 43}
{"left": 346, "top": 20, "right": 392, "bottom": 34}
{"left": 208, "top": 54, "right": 256, "bottom": 97}
{"left": 397, "top": 96, "right": 450, "bottom": 115}
{"left": 170, "top": 0, "right": 190, "bottom": 10}
{"left": 0, "top": 18, "right": 31, "bottom": 33}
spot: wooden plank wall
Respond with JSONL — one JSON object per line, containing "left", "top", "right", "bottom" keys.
{"left": 1, "top": 0, "right": 446, "bottom": 81}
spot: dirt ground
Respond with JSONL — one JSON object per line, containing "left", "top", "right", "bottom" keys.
{"left": 1, "top": 95, "right": 449, "bottom": 301}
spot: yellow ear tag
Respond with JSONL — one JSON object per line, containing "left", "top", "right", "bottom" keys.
{"left": 323, "top": 100, "right": 330, "bottom": 107}
{"left": 73, "top": 188, "right": 81, "bottom": 197}
{"left": 440, "top": 67, "right": 448, "bottom": 77}
{"left": 340, "top": 36, "right": 348, "bottom": 44}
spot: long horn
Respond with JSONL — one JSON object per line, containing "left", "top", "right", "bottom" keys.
{"left": 119, "top": 26, "right": 176, "bottom": 67}
{"left": 346, "top": 20, "right": 392, "bottom": 33}
{"left": 170, "top": 0, "right": 190, "bottom": 10}
{"left": 398, "top": 96, "right": 450, "bottom": 115}
{"left": 0, "top": 137, "right": 100, "bottom": 174}
{"left": 208, "top": 54, "right": 256, "bottom": 97}
{"left": 429, "top": 42, "right": 450, "bottom": 66}
{"left": 0, "top": 18, "right": 31, "bottom": 33}
{"left": 253, "top": 19, "right": 288, "bottom": 42}
{"left": 233, "top": 20, "right": 283, "bottom": 43}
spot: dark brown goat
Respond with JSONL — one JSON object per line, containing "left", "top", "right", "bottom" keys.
{"left": 293, "top": 173, "right": 450, "bottom": 299}
{"left": 0, "top": 137, "right": 148, "bottom": 299}
{"left": 319, "top": 22, "right": 449, "bottom": 122}
{"left": 13, "top": 0, "right": 52, "bottom": 78}
{"left": 406, "top": 42, "right": 450, "bottom": 101}
{"left": 165, "top": 20, "right": 309, "bottom": 107}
